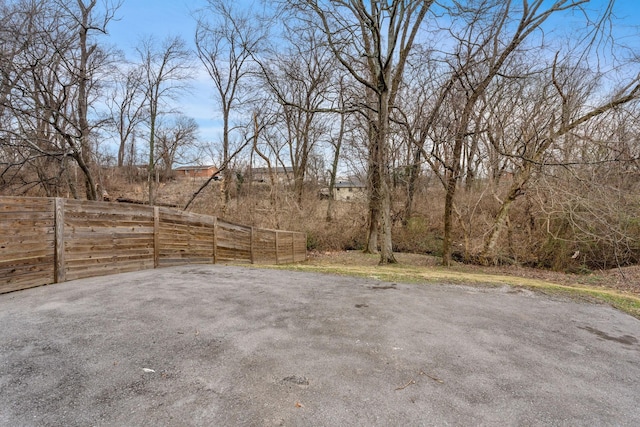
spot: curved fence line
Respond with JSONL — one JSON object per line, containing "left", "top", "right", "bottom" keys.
{"left": 0, "top": 196, "right": 306, "bottom": 294}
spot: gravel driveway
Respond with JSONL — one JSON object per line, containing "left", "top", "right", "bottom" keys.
{"left": 1, "top": 264, "right": 639, "bottom": 426}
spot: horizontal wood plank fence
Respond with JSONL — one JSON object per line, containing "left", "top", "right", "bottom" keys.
{"left": 0, "top": 196, "right": 306, "bottom": 294}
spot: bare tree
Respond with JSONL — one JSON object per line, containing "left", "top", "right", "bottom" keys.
{"left": 107, "top": 64, "right": 147, "bottom": 168}
{"left": 286, "top": 0, "right": 432, "bottom": 264}
{"left": 195, "top": 0, "right": 266, "bottom": 210}
{"left": 182, "top": 110, "right": 273, "bottom": 212}
{"left": 256, "top": 23, "right": 337, "bottom": 206}
{"left": 1, "top": 0, "right": 119, "bottom": 199}
{"left": 326, "top": 77, "right": 353, "bottom": 222}
{"left": 137, "top": 36, "right": 192, "bottom": 204}
{"left": 478, "top": 61, "right": 640, "bottom": 264}
{"left": 427, "top": 0, "right": 621, "bottom": 266}
{"left": 155, "top": 115, "right": 199, "bottom": 180}
{"left": 393, "top": 48, "right": 454, "bottom": 225}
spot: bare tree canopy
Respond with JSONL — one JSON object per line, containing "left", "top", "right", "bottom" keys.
{"left": 0, "top": 0, "right": 121, "bottom": 199}
{"left": 2, "top": 0, "right": 639, "bottom": 271}
{"left": 195, "top": 0, "right": 267, "bottom": 211}
{"left": 280, "top": 0, "right": 434, "bottom": 264}
{"left": 136, "top": 35, "right": 193, "bottom": 204}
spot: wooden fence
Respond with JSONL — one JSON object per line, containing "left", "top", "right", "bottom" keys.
{"left": 0, "top": 196, "right": 306, "bottom": 294}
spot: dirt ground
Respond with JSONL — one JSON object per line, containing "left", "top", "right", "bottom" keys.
{"left": 1, "top": 264, "right": 639, "bottom": 426}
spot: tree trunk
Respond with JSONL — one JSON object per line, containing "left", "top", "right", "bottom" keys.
{"left": 481, "top": 192, "right": 517, "bottom": 264}
{"left": 365, "top": 204, "right": 379, "bottom": 254}
{"left": 147, "top": 110, "right": 156, "bottom": 205}
{"left": 377, "top": 86, "right": 396, "bottom": 265}
{"left": 326, "top": 110, "right": 344, "bottom": 222}
{"left": 253, "top": 113, "right": 279, "bottom": 228}
{"left": 403, "top": 148, "right": 421, "bottom": 226}
{"left": 77, "top": 0, "right": 97, "bottom": 200}
{"left": 479, "top": 161, "right": 535, "bottom": 264}
{"left": 222, "top": 107, "right": 231, "bottom": 209}
{"left": 442, "top": 133, "right": 463, "bottom": 266}
{"left": 379, "top": 176, "right": 396, "bottom": 264}
{"left": 364, "top": 108, "right": 379, "bottom": 254}
{"left": 117, "top": 132, "right": 126, "bottom": 168}
{"left": 294, "top": 147, "right": 308, "bottom": 207}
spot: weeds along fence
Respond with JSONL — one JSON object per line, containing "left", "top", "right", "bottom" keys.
{"left": 0, "top": 196, "right": 306, "bottom": 294}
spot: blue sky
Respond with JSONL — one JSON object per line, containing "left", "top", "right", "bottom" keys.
{"left": 104, "top": 0, "right": 640, "bottom": 152}
{"left": 107, "top": 0, "right": 221, "bottom": 145}
{"left": 108, "top": 0, "right": 200, "bottom": 47}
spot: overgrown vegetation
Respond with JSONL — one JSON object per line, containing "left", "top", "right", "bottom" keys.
{"left": 1, "top": 0, "right": 638, "bottom": 274}
{"left": 47, "top": 169, "right": 637, "bottom": 275}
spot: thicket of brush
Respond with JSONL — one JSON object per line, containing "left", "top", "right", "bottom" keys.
{"left": 4, "top": 163, "right": 638, "bottom": 273}
{"left": 182, "top": 172, "right": 639, "bottom": 273}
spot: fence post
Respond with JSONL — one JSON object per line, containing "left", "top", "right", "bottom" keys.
{"left": 291, "top": 232, "right": 295, "bottom": 262}
{"left": 275, "top": 231, "right": 280, "bottom": 264}
{"left": 153, "top": 207, "right": 160, "bottom": 268}
{"left": 54, "top": 198, "right": 66, "bottom": 283}
{"left": 303, "top": 233, "right": 307, "bottom": 261}
{"left": 250, "top": 227, "right": 255, "bottom": 264}
{"left": 212, "top": 217, "right": 218, "bottom": 264}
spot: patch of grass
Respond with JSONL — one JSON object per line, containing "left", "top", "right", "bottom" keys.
{"left": 261, "top": 256, "right": 640, "bottom": 319}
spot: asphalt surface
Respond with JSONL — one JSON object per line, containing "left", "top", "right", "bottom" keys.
{"left": 1, "top": 264, "right": 639, "bottom": 426}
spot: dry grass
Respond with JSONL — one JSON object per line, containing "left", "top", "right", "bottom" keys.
{"left": 107, "top": 175, "right": 640, "bottom": 317}
{"left": 307, "top": 250, "right": 640, "bottom": 295}
{"left": 267, "top": 250, "right": 640, "bottom": 319}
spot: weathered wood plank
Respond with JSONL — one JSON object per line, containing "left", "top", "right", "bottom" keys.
{"left": 158, "top": 248, "right": 213, "bottom": 255}
{"left": 65, "top": 252, "right": 154, "bottom": 264}
{"left": 159, "top": 217, "right": 215, "bottom": 228}
{"left": 0, "top": 263, "right": 52, "bottom": 277}
{"left": 70, "top": 216, "right": 154, "bottom": 225}
{"left": 158, "top": 230, "right": 213, "bottom": 241}
{"left": 65, "top": 239, "right": 154, "bottom": 250}
{"left": 217, "top": 246, "right": 251, "bottom": 254}
{"left": 0, "top": 240, "right": 55, "bottom": 254}
{"left": 0, "top": 255, "right": 53, "bottom": 289}
{"left": 0, "top": 271, "right": 53, "bottom": 286}
{"left": 0, "top": 251, "right": 53, "bottom": 262}
{"left": 1, "top": 196, "right": 305, "bottom": 291}
{"left": 0, "top": 198, "right": 54, "bottom": 214}
{"left": 0, "top": 276, "right": 53, "bottom": 294}
{"left": 217, "top": 222, "right": 251, "bottom": 233}
{"left": 0, "top": 231, "right": 55, "bottom": 241}
{"left": 217, "top": 248, "right": 251, "bottom": 257}
{"left": 64, "top": 262, "right": 154, "bottom": 282}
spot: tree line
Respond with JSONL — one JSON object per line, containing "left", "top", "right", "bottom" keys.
{"left": 1, "top": 0, "right": 639, "bottom": 269}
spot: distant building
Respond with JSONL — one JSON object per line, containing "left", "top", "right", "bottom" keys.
{"left": 250, "top": 166, "right": 293, "bottom": 183}
{"left": 333, "top": 180, "right": 367, "bottom": 201}
{"left": 173, "top": 165, "right": 219, "bottom": 179}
